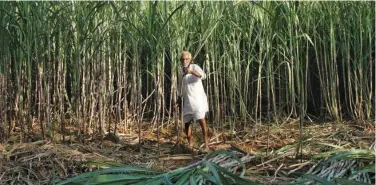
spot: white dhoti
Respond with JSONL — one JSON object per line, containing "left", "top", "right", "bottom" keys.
{"left": 178, "top": 64, "right": 208, "bottom": 123}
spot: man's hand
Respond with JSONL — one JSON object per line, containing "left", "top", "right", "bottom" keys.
{"left": 183, "top": 67, "right": 201, "bottom": 78}
{"left": 183, "top": 67, "right": 189, "bottom": 75}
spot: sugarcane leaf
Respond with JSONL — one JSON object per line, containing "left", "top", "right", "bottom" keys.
{"left": 162, "top": 174, "right": 175, "bottom": 185}
{"left": 204, "top": 150, "right": 246, "bottom": 176}
{"left": 334, "top": 178, "right": 372, "bottom": 185}
{"left": 84, "top": 161, "right": 138, "bottom": 168}
{"left": 195, "top": 169, "right": 217, "bottom": 183}
{"left": 209, "top": 163, "right": 260, "bottom": 185}
{"left": 83, "top": 174, "right": 150, "bottom": 185}
{"left": 162, "top": 3, "right": 185, "bottom": 30}
{"left": 54, "top": 167, "right": 159, "bottom": 185}
{"left": 51, "top": 182, "right": 82, "bottom": 185}
{"left": 134, "top": 177, "right": 164, "bottom": 185}
{"left": 204, "top": 161, "right": 222, "bottom": 185}
{"left": 133, "top": 167, "right": 191, "bottom": 185}
{"left": 301, "top": 174, "right": 334, "bottom": 185}
{"left": 89, "top": 174, "right": 152, "bottom": 183}
{"left": 175, "top": 170, "right": 193, "bottom": 185}
{"left": 218, "top": 170, "right": 233, "bottom": 185}
{"left": 189, "top": 174, "right": 198, "bottom": 185}
{"left": 353, "top": 164, "right": 376, "bottom": 174}
{"left": 57, "top": 173, "right": 155, "bottom": 185}
{"left": 312, "top": 142, "right": 344, "bottom": 149}
{"left": 297, "top": 33, "right": 314, "bottom": 46}
{"left": 326, "top": 149, "right": 375, "bottom": 161}
{"left": 275, "top": 144, "right": 295, "bottom": 154}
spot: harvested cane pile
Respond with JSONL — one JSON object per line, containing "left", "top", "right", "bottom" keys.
{"left": 208, "top": 120, "right": 375, "bottom": 184}
{"left": 0, "top": 119, "right": 374, "bottom": 185}
{"left": 0, "top": 140, "right": 117, "bottom": 185}
{"left": 294, "top": 149, "right": 375, "bottom": 184}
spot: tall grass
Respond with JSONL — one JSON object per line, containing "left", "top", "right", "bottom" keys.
{"left": 0, "top": 1, "right": 374, "bottom": 141}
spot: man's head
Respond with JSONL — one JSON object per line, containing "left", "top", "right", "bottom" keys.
{"left": 180, "top": 51, "right": 192, "bottom": 67}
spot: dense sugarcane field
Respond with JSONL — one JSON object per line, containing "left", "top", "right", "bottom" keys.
{"left": 0, "top": 1, "right": 375, "bottom": 185}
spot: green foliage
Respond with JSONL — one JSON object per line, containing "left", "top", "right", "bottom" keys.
{"left": 0, "top": 0, "right": 374, "bottom": 143}
{"left": 51, "top": 150, "right": 260, "bottom": 185}
{"left": 314, "top": 149, "right": 375, "bottom": 161}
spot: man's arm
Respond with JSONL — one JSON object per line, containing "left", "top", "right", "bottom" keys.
{"left": 187, "top": 70, "right": 202, "bottom": 78}
{"left": 186, "top": 65, "right": 206, "bottom": 79}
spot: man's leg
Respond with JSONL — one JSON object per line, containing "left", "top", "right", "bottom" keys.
{"left": 184, "top": 121, "right": 193, "bottom": 147}
{"left": 198, "top": 119, "right": 209, "bottom": 152}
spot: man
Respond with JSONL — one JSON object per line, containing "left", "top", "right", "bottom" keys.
{"left": 178, "top": 51, "right": 209, "bottom": 152}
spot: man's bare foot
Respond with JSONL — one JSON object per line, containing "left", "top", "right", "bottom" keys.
{"left": 188, "top": 143, "right": 194, "bottom": 148}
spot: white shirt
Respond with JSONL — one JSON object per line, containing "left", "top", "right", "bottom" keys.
{"left": 178, "top": 64, "right": 209, "bottom": 115}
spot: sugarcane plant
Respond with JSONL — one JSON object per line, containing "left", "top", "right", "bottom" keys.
{"left": 0, "top": 0, "right": 374, "bottom": 142}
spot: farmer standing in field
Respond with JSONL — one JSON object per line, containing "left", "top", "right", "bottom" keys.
{"left": 178, "top": 51, "right": 210, "bottom": 152}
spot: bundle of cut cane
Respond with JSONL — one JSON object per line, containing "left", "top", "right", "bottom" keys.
{"left": 294, "top": 149, "right": 375, "bottom": 185}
